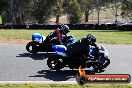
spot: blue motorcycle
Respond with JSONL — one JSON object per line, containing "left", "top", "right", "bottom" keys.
{"left": 26, "top": 32, "right": 76, "bottom": 54}
{"left": 47, "top": 44, "right": 110, "bottom": 71}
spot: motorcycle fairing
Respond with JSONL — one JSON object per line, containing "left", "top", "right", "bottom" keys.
{"left": 52, "top": 45, "right": 67, "bottom": 52}
{"left": 32, "top": 33, "right": 46, "bottom": 42}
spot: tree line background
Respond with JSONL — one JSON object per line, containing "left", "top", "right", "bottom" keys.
{"left": 0, "top": 0, "right": 132, "bottom": 25}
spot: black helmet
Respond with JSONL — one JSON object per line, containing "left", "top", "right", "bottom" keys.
{"left": 86, "top": 34, "right": 96, "bottom": 44}
{"left": 61, "top": 24, "right": 70, "bottom": 34}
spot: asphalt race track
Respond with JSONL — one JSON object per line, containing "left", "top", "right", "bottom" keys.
{"left": 0, "top": 44, "right": 132, "bottom": 81}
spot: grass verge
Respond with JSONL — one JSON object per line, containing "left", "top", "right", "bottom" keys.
{"left": 0, "top": 29, "right": 132, "bottom": 44}
{"left": 0, "top": 84, "right": 132, "bottom": 88}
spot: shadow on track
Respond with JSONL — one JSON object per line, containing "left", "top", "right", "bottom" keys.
{"left": 16, "top": 53, "right": 52, "bottom": 60}
{"left": 29, "top": 70, "right": 77, "bottom": 81}
{"left": 29, "top": 69, "right": 104, "bottom": 81}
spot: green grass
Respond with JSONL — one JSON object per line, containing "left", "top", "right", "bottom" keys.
{"left": 0, "top": 84, "right": 132, "bottom": 88}
{"left": 0, "top": 29, "right": 132, "bottom": 44}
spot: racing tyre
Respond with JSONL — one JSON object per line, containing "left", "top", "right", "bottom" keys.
{"left": 47, "top": 55, "right": 64, "bottom": 71}
{"left": 102, "top": 58, "right": 110, "bottom": 69}
{"left": 26, "top": 42, "right": 39, "bottom": 54}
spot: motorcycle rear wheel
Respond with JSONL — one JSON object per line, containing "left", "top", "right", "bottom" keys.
{"left": 47, "top": 55, "right": 64, "bottom": 71}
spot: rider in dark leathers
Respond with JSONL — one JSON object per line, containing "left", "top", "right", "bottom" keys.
{"left": 67, "top": 34, "right": 99, "bottom": 58}
{"left": 66, "top": 34, "right": 99, "bottom": 69}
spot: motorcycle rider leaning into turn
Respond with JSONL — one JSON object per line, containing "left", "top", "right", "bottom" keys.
{"left": 48, "top": 24, "right": 70, "bottom": 45}
{"left": 66, "top": 34, "right": 102, "bottom": 71}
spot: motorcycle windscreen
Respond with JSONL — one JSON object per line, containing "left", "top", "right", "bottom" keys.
{"left": 52, "top": 45, "right": 67, "bottom": 53}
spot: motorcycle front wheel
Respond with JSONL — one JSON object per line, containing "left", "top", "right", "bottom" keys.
{"left": 26, "top": 42, "right": 39, "bottom": 54}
